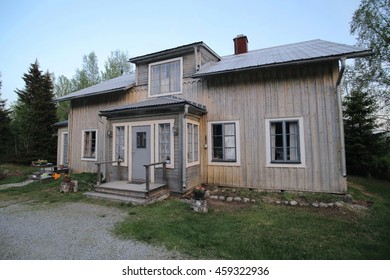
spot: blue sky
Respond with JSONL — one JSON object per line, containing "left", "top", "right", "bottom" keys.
{"left": 0, "top": 0, "right": 361, "bottom": 107}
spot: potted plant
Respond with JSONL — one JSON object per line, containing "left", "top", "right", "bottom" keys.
{"left": 193, "top": 185, "right": 206, "bottom": 200}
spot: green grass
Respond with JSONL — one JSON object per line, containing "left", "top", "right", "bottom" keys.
{"left": 114, "top": 177, "right": 390, "bottom": 259}
{"left": 0, "top": 163, "right": 36, "bottom": 185}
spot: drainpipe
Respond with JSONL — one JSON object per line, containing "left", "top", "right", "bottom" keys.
{"left": 181, "top": 105, "right": 189, "bottom": 192}
{"left": 336, "top": 57, "right": 347, "bottom": 177}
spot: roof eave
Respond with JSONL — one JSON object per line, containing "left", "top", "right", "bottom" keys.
{"left": 53, "top": 85, "right": 133, "bottom": 102}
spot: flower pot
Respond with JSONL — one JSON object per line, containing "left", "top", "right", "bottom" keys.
{"left": 193, "top": 192, "right": 205, "bottom": 200}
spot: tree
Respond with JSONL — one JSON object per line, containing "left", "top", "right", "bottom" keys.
{"left": 53, "top": 74, "right": 72, "bottom": 121}
{"left": 343, "top": 90, "right": 380, "bottom": 176}
{"left": 350, "top": 0, "right": 390, "bottom": 110}
{"left": 102, "top": 50, "right": 134, "bottom": 80}
{"left": 72, "top": 51, "right": 101, "bottom": 90}
{"left": 14, "top": 60, "right": 58, "bottom": 163}
{"left": 0, "top": 72, "right": 12, "bottom": 162}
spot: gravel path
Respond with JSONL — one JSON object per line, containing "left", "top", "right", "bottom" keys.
{"left": 0, "top": 201, "right": 185, "bottom": 260}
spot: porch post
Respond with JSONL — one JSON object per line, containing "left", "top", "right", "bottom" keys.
{"left": 145, "top": 165, "right": 150, "bottom": 191}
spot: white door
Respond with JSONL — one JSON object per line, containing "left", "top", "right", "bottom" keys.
{"left": 131, "top": 126, "right": 151, "bottom": 181}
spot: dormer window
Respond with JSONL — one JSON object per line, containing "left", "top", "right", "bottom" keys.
{"left": 149, "top": 58, "right": 182, "bottom": 97}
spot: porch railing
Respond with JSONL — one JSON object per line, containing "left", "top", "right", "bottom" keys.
{"left": 95, "top": 160, "right": 122, "bottom": 185}
{"left": 144, "top": 161, "right": 167, "bottom": 191}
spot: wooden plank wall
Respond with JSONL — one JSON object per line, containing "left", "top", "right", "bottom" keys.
{"left": 181, "top": 61, "right": 346, "bottom": 193}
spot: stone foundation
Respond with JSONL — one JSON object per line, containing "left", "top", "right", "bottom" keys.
{"left": 190, "top": 198, "right": 208, "bottom": 213}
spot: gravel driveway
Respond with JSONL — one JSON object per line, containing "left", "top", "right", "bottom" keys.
{"left": 0, "top": 201, "right": 184, "bottom": 260}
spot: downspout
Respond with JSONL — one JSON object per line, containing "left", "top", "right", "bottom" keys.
{"left": 336, "top": 57, "right": 347, "bottom": 177}
{"left": 181, "top": 104, "right": 189, "bottom": 192}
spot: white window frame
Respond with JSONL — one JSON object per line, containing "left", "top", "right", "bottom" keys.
{"left": 60, "top": 131, "right": 68, "bottom": 166}
{"left": 156, "top": 120, "right": 175, "bottom": 169}
{"left": 81, "top": 129, "right": 98, "bottom": 161}
{"left": 148, "top": 57, "right": 183, "bottom": 97}
{"left": 186, "top": 120, "right": 200, "bottom": 167}
{"left": 207, "top": 120, "right": 241, "bottom": 166}
{"left": 112, "top": 124, "right": 128, "bottom": 166}
{"left": 265, "top": 117, "right": 306, "bottom": 168}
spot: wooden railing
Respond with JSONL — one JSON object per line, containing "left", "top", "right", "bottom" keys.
{"left": 95, "top": 160, "right": 122, "bottom": 185}
{"left": 144, "top": 161, "right": 167, "bottom": 191}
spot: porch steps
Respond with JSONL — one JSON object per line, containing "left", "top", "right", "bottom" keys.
{"left": 83, "top": 181, "right": 170, "bottom": 205}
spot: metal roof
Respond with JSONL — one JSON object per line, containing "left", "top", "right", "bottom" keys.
{"left": 193, "top": 39, "right": 372, "bottom": 77}
{"left": 54, "top": 74, "right": 135, "bottom": 102}
{"left": 100, "top": 96, "right": 206, "bottom": 115}
{"left": 52, "top": 120, "right": 68, "bottom": 127}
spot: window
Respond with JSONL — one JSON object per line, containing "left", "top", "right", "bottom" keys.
{"left": 187, "top": 122, "right": 199, "bottom": 165}
{"left": 208, "top": 121, "right": 240, "bottom": 165}
{"left": 62, "top": 132, "right": 68, "bottom": 166}
{"left": 82, "top": 129, "right": 97, "bottom": 160}
{"left": 136, "top": 132, "right": 147, "bottom": 148}
{"left": 158, "top": 123, "right": 171, "bottom": 163}
{"left": 115, "top": 126, "right": 125, "bottom": 161}
{"left": 149, "top": 58, "right": 182, "bottom": 96}
{"left": 266, "top": 117, "right": 305, "bottom": 166}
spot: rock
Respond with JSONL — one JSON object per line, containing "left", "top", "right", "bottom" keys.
{"left": 344, "top": 194, "right": 353, "bottom": 203}
{"left": 204, "top": 190, "right": 211, "bottom": 198}
{"left": 283, "top": 201, "right": 289, "bottom": 205}
{"left": 190, "top": 199, "right": 208, "bottom": 213}
{"left": 327, "top": 203, "right": 334, "bottom": 208}
{"left": 312, "top": 202, "right": 319, "bottom": 207}
{"left": 251, "top": 199, "right": 256, "bottom": 203}
{"left": 243, "top": 198, "right": 250, "bottom": 203}
{"left": 319, "top": 202, "right": 328, "bottom": 208}
{"left": 226, "top": 197, "right": 233, "bottom": 202}
{"left": 218, "top": 196, "right": 225, "bottom": 201}
{"left": 233, "top": 197, "right": 242, "bottom": 202}
{"left": 290, "top": 200, "right": 298, "bottom": 206}
{"left": 335, "top": 202, "right": 343, "bottom": 208}
{"left": 210, "top": 195, "right": 219, "bottom": 200}
{"left": 276, "top": 200, "right": 281, "bottom": 204}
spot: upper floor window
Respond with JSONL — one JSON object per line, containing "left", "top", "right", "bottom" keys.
{"left": 149, "top": 58, "right": 182, "bottom": 97}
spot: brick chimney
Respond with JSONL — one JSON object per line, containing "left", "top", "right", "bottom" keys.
{"left": 233, "top": 34, "right": 248, "bottom": 55}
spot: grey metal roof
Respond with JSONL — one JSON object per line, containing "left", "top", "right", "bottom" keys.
{"left": 193, "top": 39, "right": 372, "bottom": 77}
{"left": 52, "top": 120, "right": 68, "bottom": 127}
{"left": 54, "top": 74, "right": 135, "bottom": 102}
{"left": 100, "top": 96, "right": 206, "bottom": 115}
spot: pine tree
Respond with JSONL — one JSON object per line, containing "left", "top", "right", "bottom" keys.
{"left": 14, "top": 60, "right": 58, "bottom": 163}
{"left": 343, "top": 90, "right": 379, "bottom": 176}
{"left": 0, "top": 73, "right": 12, "bottom": 162}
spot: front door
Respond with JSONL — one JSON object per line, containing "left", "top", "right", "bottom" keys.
{"left": 131, "top": 126, "right": 151, "bottom": 181}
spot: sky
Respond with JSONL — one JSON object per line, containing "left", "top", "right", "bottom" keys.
{"left": 0, "top": 0, "right": 361, "bottom": 108}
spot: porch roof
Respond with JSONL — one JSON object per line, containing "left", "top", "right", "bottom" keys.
{"left": 99, "top": 96, "right": 207, "bottom": 117}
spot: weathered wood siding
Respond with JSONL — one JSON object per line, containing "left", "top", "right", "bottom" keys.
{"left": 179, "top": 61, "right": 346, "bottom": 193}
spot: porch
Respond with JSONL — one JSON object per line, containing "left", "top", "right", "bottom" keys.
{"left": 84, "top": 180, "right": 169, "bottom": 205}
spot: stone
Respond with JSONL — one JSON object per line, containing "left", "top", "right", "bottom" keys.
{"left": 335, "top": 202, "right": 344, "bottom": 208}
{"left": 251, "top": 199, "right": 256, "bottom": 203}
{"left": 289, "top": 200, "right": 298, "bottom": 206}
{"left": 204, "top": 190, "right": 211, "bottom": 198}
{"left": 312, "top": 202, "right": 319, "bottom": 208}
{"left": 226, "top": 197, "right": 233, "bottom": 202}
{"left": 243, "top": 198, "right": 250, "bottom": 203}
{"left": 319, "top": 202, "right": 328, "bottom": 208}
{"left": 276, "top": 200, "right": 281, "bottom": 204}
{"left": 283, "top": 201, "right": 289, "bottom": 205}
{"left": 327, "top": 203, "right": 334, "bottom": 208}
{"left": 210, "top": 195, "right": 219, "bottom": 200}
{"left": 233, "top": 197, "right": 242, "bottom": 202}
{"left": 344, "top": 194, "right": 353, "bottom": 203}
{"left": 218, "top": 196, "right": 225, "bottom": 201}
{"left": 190, "top": 199, "right": 208, "bottom": 213}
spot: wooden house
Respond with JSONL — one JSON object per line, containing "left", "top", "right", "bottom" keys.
{"left": 54, "top": 35, "right": 371, "bottom": 196}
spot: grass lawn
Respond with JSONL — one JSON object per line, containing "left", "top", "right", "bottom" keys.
{"left": 114, "top": 176, "right": 390, "bottom": 259}
{"left": 1, "top": 164, "right": 389, "bottom": 260}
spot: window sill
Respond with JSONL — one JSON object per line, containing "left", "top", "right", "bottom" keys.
{"left": 266, "top": 163, "right": 306, "bottom": 168}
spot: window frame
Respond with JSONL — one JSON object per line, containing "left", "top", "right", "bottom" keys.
{"left": 61, "top": 131, "right": 68, "bottom": 166}
{"left": 148, "top": 57, "right": 183, "bottom": 97}
{"left": 265, "top": 117, "right": 305, "bottom": 167}
{"left": 81, "top": 129, "right": 98, "bottom": 161}
{"left": 207, "top": 120, "right": 241, "bottom": 166}
{"left": 186, "top": 120, "right": 200, "bottom": 167}
{"left": 155, "top": 120, "right": 175, "bottom": 169}
{"left": 112, "top": 124, "right": 128, "bottom": 166}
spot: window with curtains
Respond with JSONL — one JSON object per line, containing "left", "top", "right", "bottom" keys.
{"left": 82, "top": 129, "right": 97, "bottom": 160}
{"left": 270, "top": 120, "right": 300, "bottom": 163}
{"left": 149, "top": 58, "right": 182, "bottom": 96}
{"left": 187, "top": 122, "right": 199, "bottom": 165}
{"left": 211, "top": 122, "right": 237, "bottom": 162}
{"left": 158, "top": 123, "right": 171, "bottom": 163}
{"left": 115, "top": 126, "right": 125, "bottom": 162}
